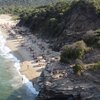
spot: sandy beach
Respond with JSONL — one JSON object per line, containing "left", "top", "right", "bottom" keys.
{"left": 0, "top": 14, "right": 60, "bottom": 83}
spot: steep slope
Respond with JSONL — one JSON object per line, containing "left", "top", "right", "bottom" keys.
{"left": 17, "top": 1, "right": 100, "bottom": 100}
{"left": 52, "top": 0, "right": 100, "bottom": 50}
{"left": 36, "top": 1, "right": 100, "bottom": 99}
{"left": 18, "top": 0, "right": 100, "bottom": 49}
{"left": 64, "top": 1, "right": 100, "bottom": 32}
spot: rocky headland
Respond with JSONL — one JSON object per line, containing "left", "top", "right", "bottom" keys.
{"left": 0, "top": 0, "right": 100, "bottom": 100}
{"left": 18, "top": 1, "right": 100, "bottom": 100}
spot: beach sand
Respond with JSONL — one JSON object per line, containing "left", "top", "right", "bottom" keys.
{"left": 0, "top": 14, "right": 60, "bottom": 85}
{"left": 0, "top": 14, "right": 46, "bottom": 82}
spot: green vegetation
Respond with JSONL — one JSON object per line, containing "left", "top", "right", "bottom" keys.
{"left": 71, "top": 0, "right": 100, "bottom": 14}
{"left": 0, "top": 6, "right": 37, "bottom": 15}
{"left": 0, "top": 0, "right": 70, "bottom": 15}
{"left": 18, "top": 1, "right": 70, "bottom": 37}
{"left": 17, "top": 0, "right": 100, "bottom": 37}
{"left": 90, "top": 0, "right": 100, "bottom": 14}
{"left": 1, "top": 0, "right": 100, "bottom": 37}
{"left": 0, "top": 0, "right": 100, "bottom": 17}
{"left": 73, "top": 61, "right": 100, "bottom": 75}
{"left": 0, "top": 0, "right": 62, "bottom": 7}
{"left": 93, "top": 62, "right": 100, "bottom": 70}
{"left": 60, "top": 41, "right": 90, "bottom": 63}
{"left": 83, "top": 30, "right": 100, "bottom": 48}
{"left": 0, "top": 0, "right": 99, "bottom": 75}
{"left": 73, "top": 59, "right": 84, "bottom": 75}
{"left": 73, "top": 64, "right": 83, "bottom": 75}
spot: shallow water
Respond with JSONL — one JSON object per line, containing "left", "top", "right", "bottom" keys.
{"left": 0, "top": 56, "right": 37, "bottom": 100}
{"left": 0, "top": 32, "right": 38, "bottom": 100}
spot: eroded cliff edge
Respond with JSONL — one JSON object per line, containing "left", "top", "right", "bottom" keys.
{"left": 18, "top": 0, "right": 100, "bottom": 100}
{"left": 37, "top": 62, "right": 100, "bottom": 100}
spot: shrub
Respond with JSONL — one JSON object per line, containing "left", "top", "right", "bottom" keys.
{"left": 83, "top": 30, "right": 100, "bottom": 48}
{"left": 83, "top": 30, "right": 97, "bottom": 45}
{"left": 55, "top": 1, "right": 70, "bottom": 13}
{"left": 60, "top": 40, "right": 89, "bottom": 63}
{"left": 17, "top": 1, "right": 71, "bottom": 37}
{"left": 73, "top": 64, "right": 82, "bottom": 75}
{"left": 93, "top": 62, "right": 100, "bottom": 70}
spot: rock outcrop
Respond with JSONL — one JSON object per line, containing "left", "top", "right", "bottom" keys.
{"left": 37, "top": 62, "right": 100, "bottom": 100}
{"left": 17, "top": 1, "right": 100, "bottom": 99}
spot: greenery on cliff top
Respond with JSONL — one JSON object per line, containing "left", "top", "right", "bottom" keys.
{"left": 0, "top": 0, "right": 63, "bottom": 7}
{"left": 18, "top": 1, "right": 71, "bottom": 37}
{"left": 60, "top": 41, "right": 90, "bottom": 63}
{"left": 0, "top": 0, "right": 100, "bottom": 14}
{"left": 0, "top": 0, "right": 99, "bottom": 75}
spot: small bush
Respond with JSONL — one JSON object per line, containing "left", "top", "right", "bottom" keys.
{"left": 73, "top": 64, "right": 82, "bottom": 75}
{"left": 93, "top": 62, "right": 100, "bottom": 70}
{"left": 83, "top": 30, "right": 97, "bottom": 45}
{"left": 60, "top": 41, "right": 89, "bottom": 63}
{"left": 83, "top": 30, "right": 100, "bottom": 48}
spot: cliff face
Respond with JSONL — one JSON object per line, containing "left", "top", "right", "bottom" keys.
{"left": 35, "top": 1, "right": 100, "bottom": 100}
{"left": 37, "top": 62, "right": 100, "bottom": 100}
{"left": 64, "top": 1, "right": 100, "bottom": 32}
{"left": 17, "top": 1, "right": 100, "bottom": 100}
{"left": 18, "top": 0, "right": 100, "bottom": 50}
{"left": 51, "top": 1, "right": 100, "bottom": 50}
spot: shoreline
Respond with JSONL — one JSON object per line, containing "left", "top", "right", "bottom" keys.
{"left": 0, "top": 14, "right": 46, "bottom": 81}
{"left": 0, "top": 14, "right": 60, "bottom": 97}
{"left": 0, "top": 14, "right": 44, "bottom": 95}
{"left": 0, "top": 27, "right": 39, "bottom": 95}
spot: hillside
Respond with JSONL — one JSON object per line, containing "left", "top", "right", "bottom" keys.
{"left": 17, "top": 0, "right": 100, "bottom": 100}
{"left": 18, "top": 0, "right": 100, "bottom": 69}
{"left": 18, "top": 0, "right": 100, "bottom": 50}
{"left": 0, "top": 0, "right": 99, "bottom": 100}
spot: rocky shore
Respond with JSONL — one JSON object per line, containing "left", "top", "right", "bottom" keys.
{"left": 37, "top": 62, "right": 100, "bottom": 100}
{"left": 0, "top": 14, "right": 60, "bottom": 90}
{"left": 0, "top": 14, "right": 100, "bottom": 100}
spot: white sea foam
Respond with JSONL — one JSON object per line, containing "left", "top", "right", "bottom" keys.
{"left": 0, "top": 32, "right": 39, "bottom": 95}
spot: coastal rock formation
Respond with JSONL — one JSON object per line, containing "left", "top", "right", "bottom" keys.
{"left": 37, "top": 62, "right": 100, "bottom": 100}
{"left": 18, "top": 0, "right": 100, "bottom": 51}
{"left": 51, "top": 1, "right": 100, "bottom": 50}
{"left": 17, "top": 0, "right": 100, "bottom": 99}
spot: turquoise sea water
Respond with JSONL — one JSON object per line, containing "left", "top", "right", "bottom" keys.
{"left": 0, "top": 56, "right": 36, "bottom": 100}
{"left": 0, "top": 32, "right": 37, "bottom": 100}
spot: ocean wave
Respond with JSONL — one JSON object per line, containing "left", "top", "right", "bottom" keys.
{"left": 0, "top": 31, "right": 39, "bottom": 95}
